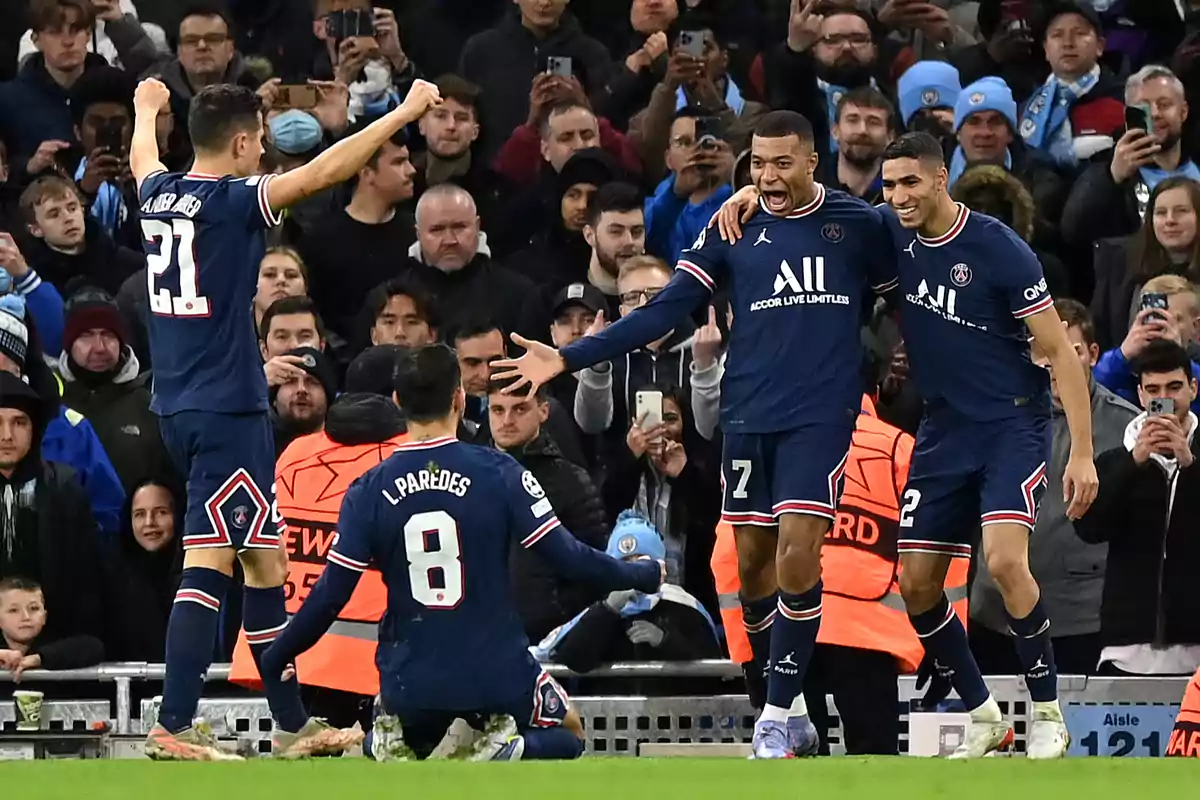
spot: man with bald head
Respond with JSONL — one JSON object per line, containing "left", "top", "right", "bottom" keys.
{"left": 402, "top": 183, "right": 547, "bottom": 342}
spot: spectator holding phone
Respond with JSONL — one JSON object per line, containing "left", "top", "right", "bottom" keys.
{"left": 1064, "top": 66, "right": 1198, "bottom": 249}
{"left": 1094, "top": 275, "right": 1200, "bottom": 413}
{"left": 69, "top": 66, "right": 139, "bottom": 250}
{"left": 1074, "top": 339, "right": 1200, "bottom": 676}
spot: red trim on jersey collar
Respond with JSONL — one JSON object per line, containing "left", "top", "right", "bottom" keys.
{"left": 917, "top": 203, "right": 969, "bottom": 247}
{"left": 395, "top": 436, "right": 457, "bottom": 451}
{"left": 757, "top": 182, "right": 826, "bottom": 219}
{"left": 184, "top": 172, "right": 221, "bottom": 181}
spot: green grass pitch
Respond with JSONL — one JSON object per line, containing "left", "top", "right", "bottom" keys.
{"left": 8, "top": 758, "right": 1198, "bottom": 800}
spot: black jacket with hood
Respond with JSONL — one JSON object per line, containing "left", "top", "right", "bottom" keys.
{"left": 0, "top": 373, "right": 106, "bottom": 648}
{"left": 23, "top": 217, "right": 144, "bottom": 298}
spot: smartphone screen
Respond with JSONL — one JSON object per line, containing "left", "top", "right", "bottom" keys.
{"left": 1125, "top": 103, "right": 1152, "bottom": 133}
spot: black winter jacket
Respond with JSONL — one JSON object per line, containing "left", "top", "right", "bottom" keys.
{"left": 1074, "top": 429, "right": 1200, "bottom": 648}
{"left": 503, "top": 431, "right": 609, "bottom": 641}
{"left": 23, "top": 217, "right": 144, "bottom": 298}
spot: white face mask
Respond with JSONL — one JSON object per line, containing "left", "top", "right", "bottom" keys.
{"left": 353, "top": 59, "right": 393, "bottom": 97}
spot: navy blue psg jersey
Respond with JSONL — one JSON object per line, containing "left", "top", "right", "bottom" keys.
{"left": 881, "top": 203, "right": 1052, "bottom": 421}
{"left": 138, "top": 171, "right": 282, "bottom": 415}
{"left": 331, "top": 437, "right": 564, "bottom": 711}
{"left": 678, "top": 185, "right": 898, "bottom": 431}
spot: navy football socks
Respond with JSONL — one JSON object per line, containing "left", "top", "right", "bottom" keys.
{"left": 740, "top": 592, "right": 777, "bottom": 681}
{"left": 765, "top": 582, "right": 822, "bottom": 711}
{"left": 159, "top": 567, "right": 231, "bottom": 733}
{"left": 243, "top": 585, "right": 309, "bottom": 733}
{"left": 1007, "top": 600, "right": 1058, "bottom": 702}
{"left": 519, "top": 727, "right": 584, "bottom": 760}
{"left": 908, "top": 593, "right": 991, "bottom": 711}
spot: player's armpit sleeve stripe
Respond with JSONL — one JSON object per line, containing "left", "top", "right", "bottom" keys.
{"left": 872, "top": 277, "right": 900, "bottom": 294}
{"left": 1013, "top": 295, "right": 1054, "bottom": 319}
{"left": 257, "top": 173, "right": 284, "bottom": 227}
{"left": 521, "top": 516, "right": 562, "bottom": 548}
{"left": 676, "top": 260, "right": 715, "bottom": 292}
{"left": 327, "top": 550, "right": 368, "bottom": 572}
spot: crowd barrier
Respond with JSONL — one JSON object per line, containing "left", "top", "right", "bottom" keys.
{"left": 0, "top": 662, "right": 1188, "bottom": 757}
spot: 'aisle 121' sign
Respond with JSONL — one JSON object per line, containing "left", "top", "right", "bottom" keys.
{"left": 1065, "top": 704, "right": 1180, "bottom": 757}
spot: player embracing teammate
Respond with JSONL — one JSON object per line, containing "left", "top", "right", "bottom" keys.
{"left": 712, "top": 130, "right": 1099, "bottom": 759}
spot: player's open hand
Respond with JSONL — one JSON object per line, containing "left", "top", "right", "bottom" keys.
{"left": 400, "top": 79, "right": 442, "bottom": 119}
{"left": 1062, "top": 455, "right": 1099, "bottom": 520}
{"left": 134, "top": 78, "right": 171, "bottom": 114}
{"left": 711, "top": 185, "right": 760, "bottom": 243}
{"left": 492, "top": 335, "right": 567, "bottom": 398}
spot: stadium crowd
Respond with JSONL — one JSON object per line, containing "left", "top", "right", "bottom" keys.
{"left": 0, "top": 0, "right": 1199, "bottom": 753}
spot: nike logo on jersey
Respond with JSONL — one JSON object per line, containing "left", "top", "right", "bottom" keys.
{"left": 753, "top": 229, "right": 772, "bottom": 247}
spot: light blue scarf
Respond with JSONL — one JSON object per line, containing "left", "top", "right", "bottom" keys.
{"left": 1138, "top": 160, "right": 1200, "bottom": 192}
{"left": 1019, "top": 65, "right": 1100, "bottom": 167}
{"left": 948, "top": 146, "right": 1014, "bottom": 187}
{"left": 676, "top": 78, "right": 746, "bottom": 116}
{"left": 530, "top": 584, "right": 717, "bottom": 662}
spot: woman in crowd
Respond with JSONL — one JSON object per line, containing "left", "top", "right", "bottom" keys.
{"left": 103, "top": 477, "right": 183, "bottom": 662}
{"left": 253, "top": 246, "right": 310, "bottom": 333}
{"left": 1092, "top": 177, "right": 1200, "bottom": 350}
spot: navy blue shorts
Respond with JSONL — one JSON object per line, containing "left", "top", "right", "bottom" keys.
{"left": 720, "top": 425, "right": 853, "bottom": 526}
{"left": 159, "top": 410, "right": 281, "bottom": 551}
{"left": 897, "top": 407, "right": 1049, "bottom": 559}
{"left": 381, "top": 671, "right": 570, "bottom": 758}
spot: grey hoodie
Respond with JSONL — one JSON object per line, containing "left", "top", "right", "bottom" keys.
{"left": 971, "top": 380, "right": 1139, "bottom": 638}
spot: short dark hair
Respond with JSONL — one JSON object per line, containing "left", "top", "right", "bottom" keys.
{"left": 451, "top": 319, "right": 506, "bottom": 351}
{"left": 365, "top": 277, "right": 439, "bottom": 330}
{"left": 188, "top": 84, "right": 264, "bottom": 154}
{"left": 586, "top": 181, "right": 643, "bottom": 228}
{"left": 259, "top": 295, "right": 325, "bottom": 342}
{"left": 365, "top": 129, "right": 409, "bottom": 170}
{"left": 753, "top": 110, "right": 814, "bottom": 144}
{"left": 393, "top": 344, "right": 461, "bottom": 423}
{"left": 178, "top": 3, "right": 233, "bottom": 34}
{"left": 0, "top": 576, "right": 42, "bottom": 595}
{"left": 488, "top": 372, "right": 546, "bottom": 401}
{"left": 434, "top": 74, "right": 481, "bottom": 115}
{"left": 882, "top": 131, "right": 945, "bottom": 164}
{"left": 1054, "top": 299, "right": 1095, "bottom": 348}
{"left": 70, "top": 66, "right": 136, "bottom": 127}
{"left": 539, "top": 100, "right": 594, "bottom": 139}
{"left": 836, "top": 86, "right": 896, "bottom": 131}
{"left": 1132, "top": 339, "right": 1194, "bottom": 382}
{"left": 674, "top": 104, "right": 714, "bottom": 122}
{"left": 29, "top": 0, "right": 94, "bottom": 33}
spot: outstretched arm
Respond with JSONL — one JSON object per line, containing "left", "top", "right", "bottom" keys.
{"left": 131, "top": 79, "right": 169, "bottom": 191}
{"left": 265, "top": 80, "right": 442, "bottom": 212}
{"left": 527, "top": 521, "right": 662, "bottom": 593}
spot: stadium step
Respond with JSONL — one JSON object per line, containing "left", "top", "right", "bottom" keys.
{"left": 637, "top": 743, "right": 752, "bottom": 758}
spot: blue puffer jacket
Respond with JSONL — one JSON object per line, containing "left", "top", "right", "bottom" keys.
{"left": 644, "top": 176, "right": 733, "bottom": 267}
{"left": 42, "top": 405, "right": 125, "bottom": 536}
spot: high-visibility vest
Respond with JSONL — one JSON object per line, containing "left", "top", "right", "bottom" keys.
{"left": 1166, "top": 666, "right": 1200, "bottom": 757}
{"left": 708, "top": 396, "right": 969, "bottom": 674}
{"left": 229, "top": 430, "right": 407, "bottom": 696}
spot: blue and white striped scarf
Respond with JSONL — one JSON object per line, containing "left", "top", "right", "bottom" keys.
{"left": 1019, "top": 65, "right": 1100, "bottom": 167}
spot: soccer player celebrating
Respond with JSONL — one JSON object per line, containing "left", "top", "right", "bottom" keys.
{"left": 260, "top": 345, "right": 663, "bottom": 761}
{"left": 714, "top": 131, "right": 1099, "bottom": 759}
{"left": 494, "top": 110, "right": 899, "bottom": 759}
{"left": 130, "top": 76, "right": 442, "bottom": 760}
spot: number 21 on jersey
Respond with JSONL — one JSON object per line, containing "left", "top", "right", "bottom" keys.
{"left": 404, "top": 510, "right": 464, "bottom": 609}
{"left": 142, "top": 218, "right": 211, "bottom": 317}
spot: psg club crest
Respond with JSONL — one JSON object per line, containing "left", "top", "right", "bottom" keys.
{"left": 820, "top": 223, "right": 844, "bottom": 243}
{"left": 545, "top": 693, "right": 561, "bottom": 714}
{"left": 231, "top": 505, "right": 250, "bottom": 529}
{"left": 950, "top": 263, "right": 972, "bottom": 287}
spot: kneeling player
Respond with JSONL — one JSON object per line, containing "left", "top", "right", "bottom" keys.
{"left": 261, "top": 345, "right": 662, "bottom": 760}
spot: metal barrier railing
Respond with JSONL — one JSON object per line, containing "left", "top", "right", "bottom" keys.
{"left": 0, "top": 660, "right": 746, "bottom": 735}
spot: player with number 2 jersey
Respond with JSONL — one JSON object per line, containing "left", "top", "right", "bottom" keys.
{"left": 263, "top": 345, "right": 662, "bottom": 762}
{"left": 131, "top": 76, "right": 444, "bottom": 761}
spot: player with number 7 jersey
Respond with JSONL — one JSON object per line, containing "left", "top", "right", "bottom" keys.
{"left": 132, "top": 76, "right": 445, "bottom": 761}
